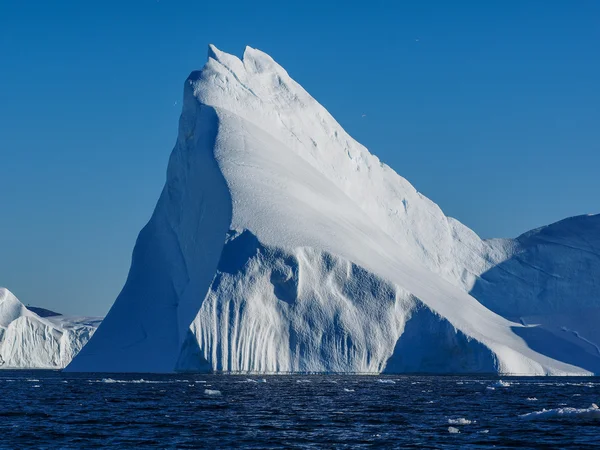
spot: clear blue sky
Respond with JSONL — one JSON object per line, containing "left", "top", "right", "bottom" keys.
{"left": 1, "top": 0, "right": 598, "bottom": 316}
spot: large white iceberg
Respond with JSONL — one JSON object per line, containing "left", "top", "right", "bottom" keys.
{"left": 0, "top": 288, "right": 99, "bottom": 368}
{"left": 66, "top": 45, "right": 600, "bottom": 374}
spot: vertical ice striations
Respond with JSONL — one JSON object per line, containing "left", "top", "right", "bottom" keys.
{"left": 67, "top": 45, "right": 600, "bottom": 374}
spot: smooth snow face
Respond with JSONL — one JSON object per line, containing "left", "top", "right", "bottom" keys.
{"left": 0, "top": 288, "right": 99, "bottom": 369}
{"left": 67, "top": 45, "right": 600, "bottom": 374}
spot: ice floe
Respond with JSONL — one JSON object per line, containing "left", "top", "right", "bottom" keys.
{"left": 448, "top": 418, "right": 473, "bottom": 425}
{"left": 204, "top": 389, "right": 222, "bottom": 396}
{"left": 520, "top": 404, "right": 600, "bottom": 420}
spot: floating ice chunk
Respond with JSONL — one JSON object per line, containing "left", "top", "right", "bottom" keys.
{"left": 195, "top": 380, "right": 206, "bottom": 383}
{"left": 27, "top": 379, "right": 39, "bottom": 382}
{"left": 97, "top": 378, "right": 165, "bottom": 384}
{"left": 448, "top": 427, "right": 460, "bottom": 434}
{"left": 520, "top": 404, "right": 600, "bottom": 420}
{"left": 479, "top": 430, "right": 489, "bottom": 434}
{"left": 492, "top": 380, "right": 511, "bottom": 388}
{"left": 204, "top": 389, "right": 222, "bottom": 396}
{"left": 32, "top": 385, "right": 40, "bottom": 388}
{"left": 527, "top": 397, "right": 538, "bottom": 401}
{"left": 448, "top": 418, "right": 472, "bottom": 425}
{"left": 343, "top": 388, "right": 355, "bottom": 392}
{"left": 378, "top": 379, "right": 396, "bottom": 384}
{"left": 296, "top": 379, "right": 311, "bottom": 383}
{"left": 486, "top": 387, "right": 495, "bottom": 391}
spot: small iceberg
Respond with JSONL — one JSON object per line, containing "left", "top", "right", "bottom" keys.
{"left": 520, "top": 404, "right": 600, "bottom": 421}
{"left": 448, "top": 418, "right": 472, "bottom": 425}
{"left": 204, "top": 389, "right": 222, "bottom": 396}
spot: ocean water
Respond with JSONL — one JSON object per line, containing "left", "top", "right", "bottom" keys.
{"left": 0, "top": 372, "right": 598, "bottom": 448}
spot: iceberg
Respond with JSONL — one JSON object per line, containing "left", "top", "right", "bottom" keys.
{"left": 0, "top": 288, "right": 99, "bottom": 368}
{"left": 520, "top": 404, "right": 600, "bottom": 421}
{"left": 66, "top": 45, "right": 600, "bottom": 374}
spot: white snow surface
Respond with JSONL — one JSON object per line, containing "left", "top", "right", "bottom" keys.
{"left": 0, "top": 288, "right": 99, "bottom": 369}
{"left": 66, "top": 45, "right": 600, "bottom": 374}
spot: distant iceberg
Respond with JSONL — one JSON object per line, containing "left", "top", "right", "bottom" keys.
{"left": 0, "top": 288, "right": 99, "bottom": 369}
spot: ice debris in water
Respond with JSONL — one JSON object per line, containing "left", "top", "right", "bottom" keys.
{"left": 527, "top": 397, "right": 538, "bottom": 401}
{"left": 448, "top": 418, "right": 473, "bottom": 425}
{"left": 378, "top": 379, "right": 396, "bottom": 384}
{"left": 60, "top": 45, "right": 600, "bottom": 378}
{"left": 479, "top": 430, "right": 490, "bottom": 434}
{"left": 204, "top": 389, "right": 222, "bottom": 396}
{"left": 520, "top": 404, "right": 600, "bottom": 420}
{"left": 243, "top": 378, "right": 267, "bottom": 383}
{"left": 448, "top": 427, "right": 460, "bottom": 434}
{"left": 343, "top": 388, "right": 355, "bottom": 392}
{"left": 492, "top": 380, "right": 511, "bottom": 388}
{"left": 99, "top": 378, "right": 162, "bottom": 384}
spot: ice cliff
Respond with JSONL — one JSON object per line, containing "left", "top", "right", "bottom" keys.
{"left": 0, "top": 288, "right": 99, "bottom": 368}
{"left": 66, "top": 45, "right": 600, "bottom": 374}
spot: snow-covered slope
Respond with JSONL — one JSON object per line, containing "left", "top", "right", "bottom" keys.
{"left": 67, "top": 45, "right": 600, "bottom": 374}
{"left": 0, "top": 288, "right": 100, "bottom": 369}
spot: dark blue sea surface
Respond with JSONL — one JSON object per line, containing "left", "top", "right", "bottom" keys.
{"left": 0, "top": 372, "right": 598, "bottom": 448}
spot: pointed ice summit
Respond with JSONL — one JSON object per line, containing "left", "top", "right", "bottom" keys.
{"left": 67, "top": 45, "right": 600, "bottom": 374}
